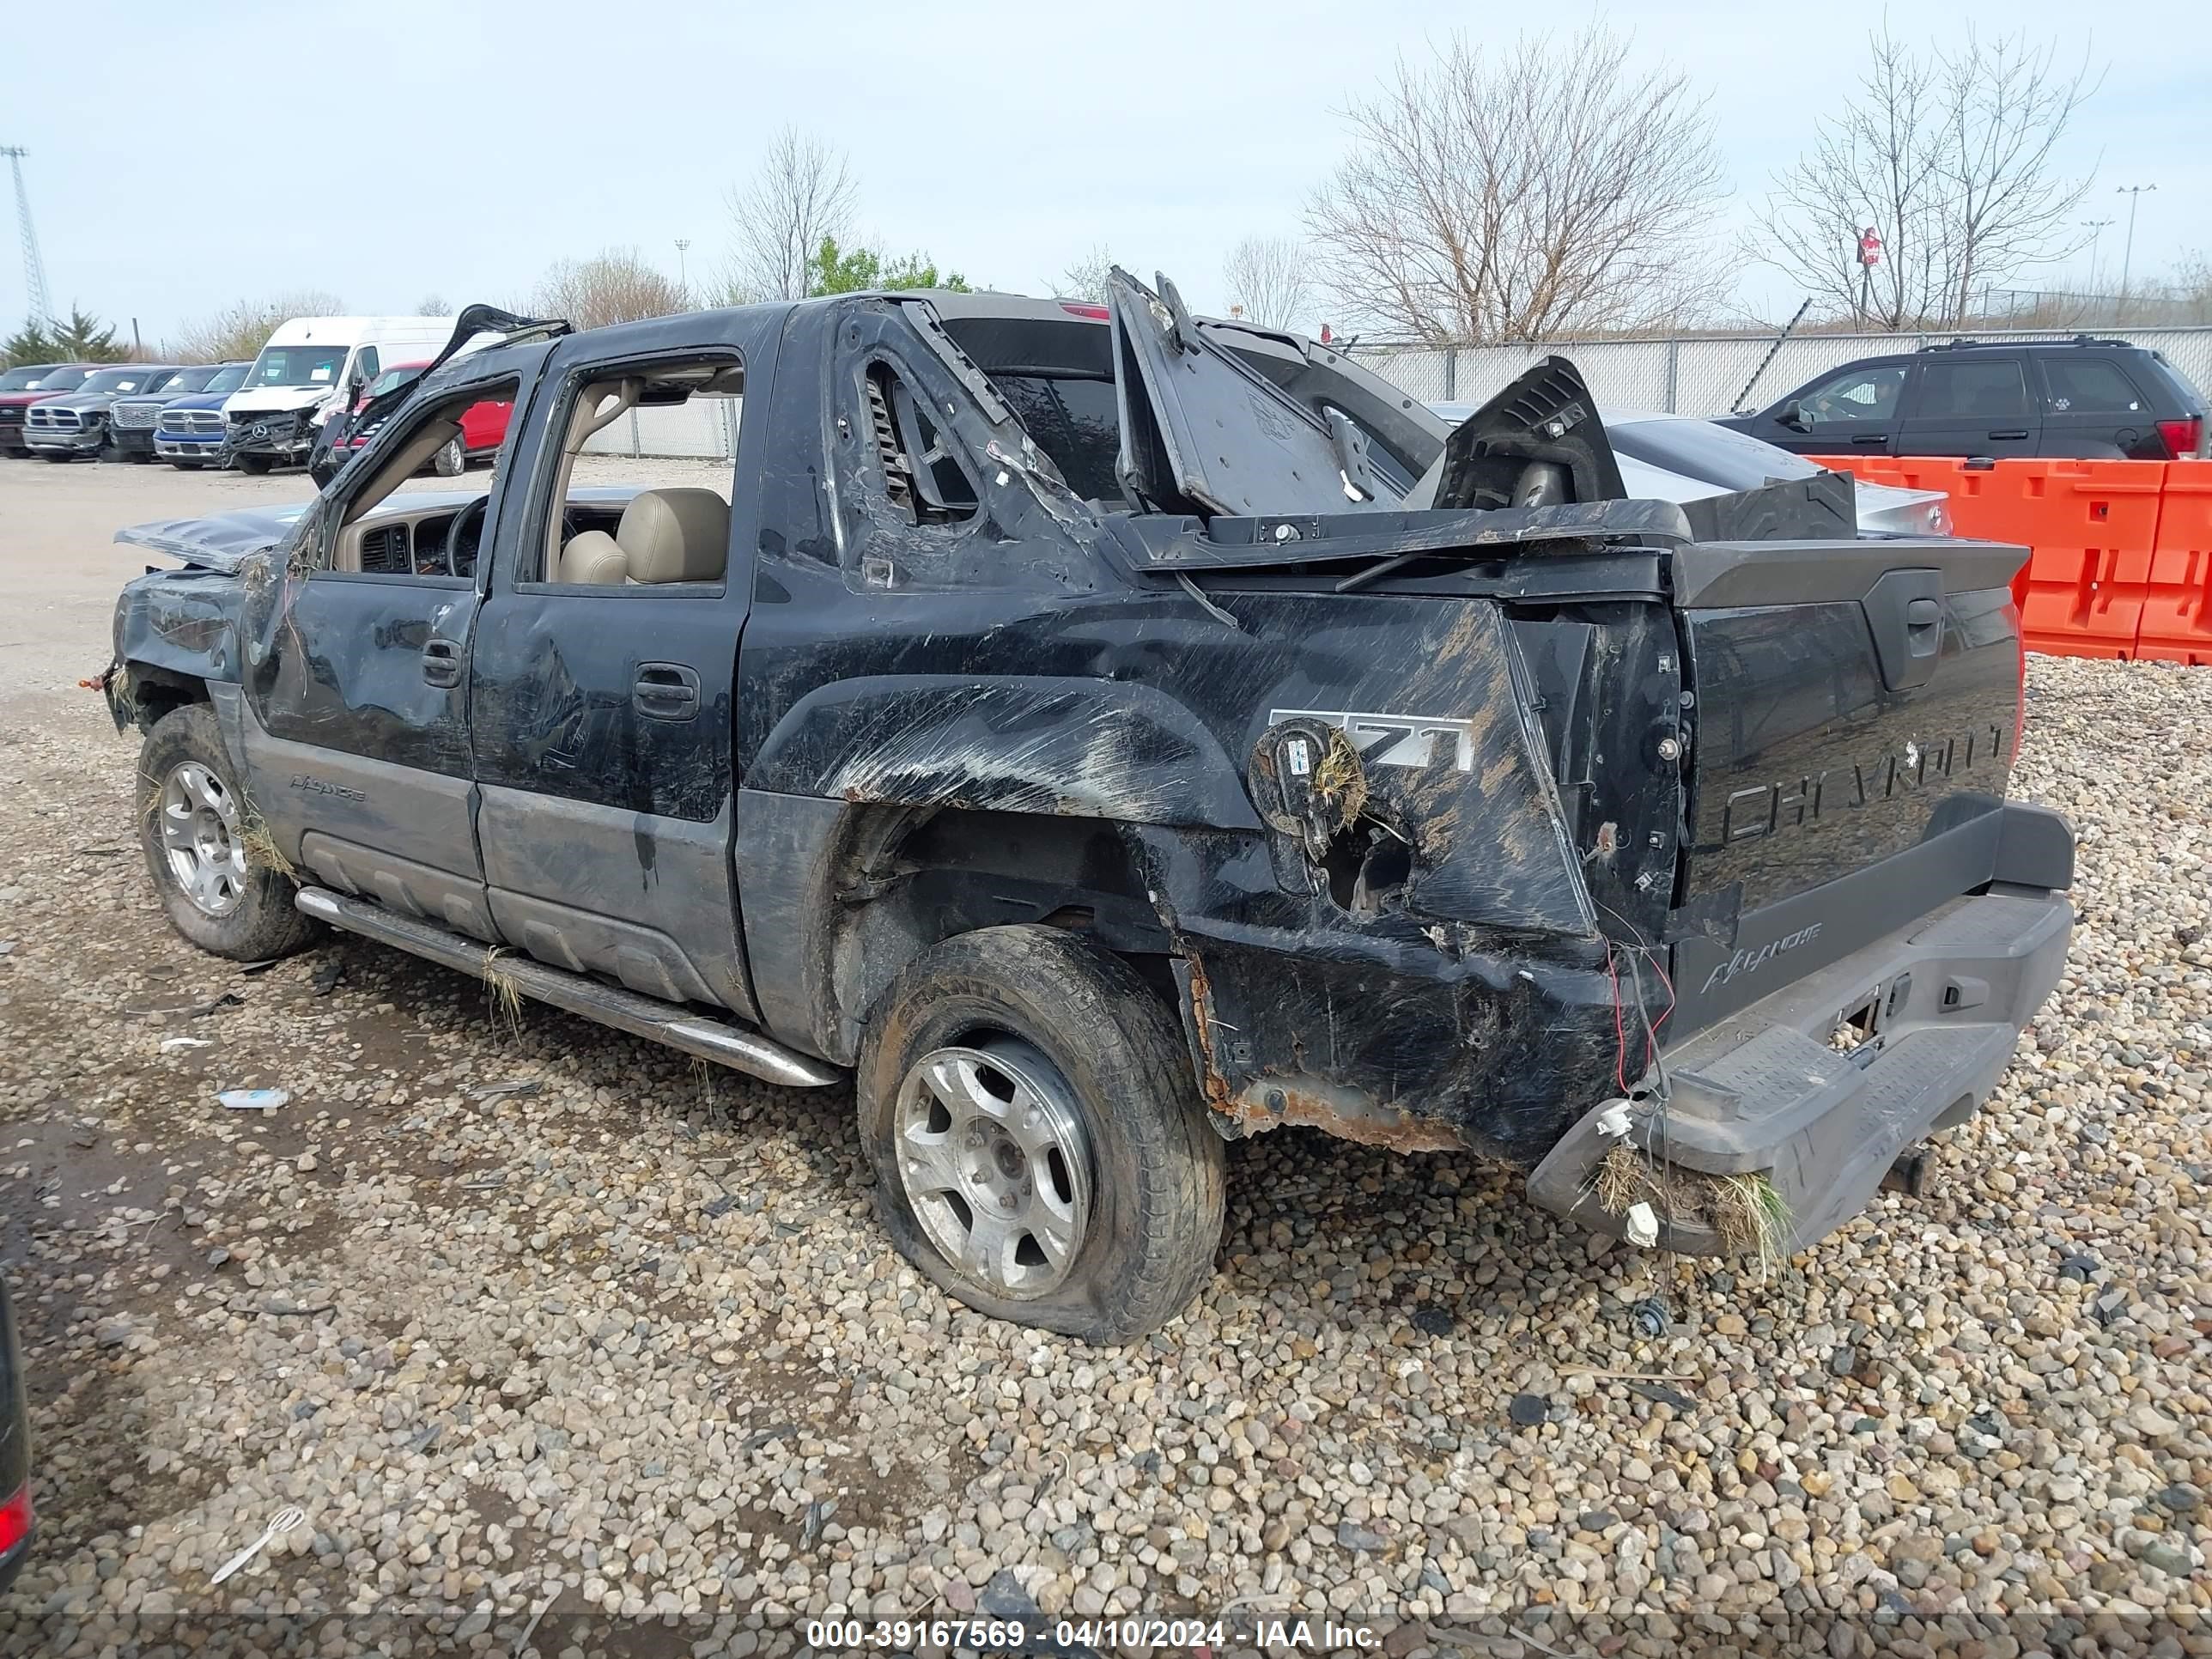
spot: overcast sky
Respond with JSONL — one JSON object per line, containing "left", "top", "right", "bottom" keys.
{"left": 5, "top": 0, "right": 2204, "bottom": 347}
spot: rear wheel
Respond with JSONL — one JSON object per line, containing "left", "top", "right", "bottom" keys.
{"left": 858, "top": 926, "right": 1224, "bottom": 1343}
{"left": 137, "top": 704, "right": 318, "bottom": 961}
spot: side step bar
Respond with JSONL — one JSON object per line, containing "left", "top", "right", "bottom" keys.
{"left": 294, "top": 885, "right": 844, "bottom": 1090}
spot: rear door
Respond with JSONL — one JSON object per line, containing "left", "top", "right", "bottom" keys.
{"left": 2034, "top": 353, "right": 2159, "bottom": 457}
{"left": 467, "top": 313, "right": 770, "bottom": 1019}
{"left": 1897, "top": 356, "right": 2039, "bottom": 458}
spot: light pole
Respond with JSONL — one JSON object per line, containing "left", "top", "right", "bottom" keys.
{"left": 2115, "top": 185, "right": 2155, "bottom": 307}
{"left": 2081, "top": 218, "right": 2114, "bottom": 289}
{"left": 674, "top": 238, "right": 691, "bottom": 300}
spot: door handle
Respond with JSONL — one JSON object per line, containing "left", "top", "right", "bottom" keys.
{"left": 422, "top": 638, "right": 462, "bottom": 688}
{"left": 1988, "top": 429, "right": 2029, "bottom": 441}
{"left": 634, "top": 662, "right": 701, "bottom": 720}
{"left": 1851, "top": 433, "right": 1890, "bottom": 446}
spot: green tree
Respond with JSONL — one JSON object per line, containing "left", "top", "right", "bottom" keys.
{"left": 5, "top": 306, "right": 126, "bottom": 365}
{"left": 50, "top": 305, "right": 126, "bottom": 362}
{"left": 1, "top": 320, "right": 59, "bottom": 368}
{"left": 805, "top": 236, "right": 971, "bottom": 296}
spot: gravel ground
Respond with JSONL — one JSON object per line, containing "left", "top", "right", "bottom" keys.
{"left": 0, "top": 457, "right": 2208, "bottom": 1655}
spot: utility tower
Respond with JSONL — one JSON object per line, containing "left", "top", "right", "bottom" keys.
{"left": 2, "top": 147, "right": 53, "bottom": 331}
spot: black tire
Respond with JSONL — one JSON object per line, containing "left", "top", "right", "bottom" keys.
{"left": 430, "top": 435, "right": 464, "bottom": 477}
{"left": 857, "top": 925, "right": 1225, "bottom": 1344}
{"left": 137, "top": 703, "right": 319, "bottom": 961}
{"left": 234, "top": 453, "right": 271, "bottom": 475}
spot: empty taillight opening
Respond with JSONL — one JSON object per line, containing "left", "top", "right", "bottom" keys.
{"left": 1058, "top": 301, "right": 1109, "bottom": 320}
{"left": 2157, "top": 416, "right": 2203, "bottom": 459}
{"left": 0, "top": 1483, "right": 29, "bottom": 1556}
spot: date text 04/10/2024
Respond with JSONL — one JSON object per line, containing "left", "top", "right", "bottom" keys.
{"left": 802, "top": 1619, "right": 1383, "bottom": 1651}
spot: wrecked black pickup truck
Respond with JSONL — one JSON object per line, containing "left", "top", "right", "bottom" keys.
{"left": 100, "top": 275, "right": 2074, "bottom": 1341}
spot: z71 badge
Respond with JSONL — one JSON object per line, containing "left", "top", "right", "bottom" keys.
{"left": 1268, "top": 708, "right": 1479, "bottom": 774}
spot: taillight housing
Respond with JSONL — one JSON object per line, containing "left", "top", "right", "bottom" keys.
{"left": 0, "top": 1483, "right": 30, "bottom": 1557}
{"left": 1058, "top": 301, "right": 1109, "bottom": 320}
{"left": 2158, "top": 416, "right": 2203, "bottom": 459}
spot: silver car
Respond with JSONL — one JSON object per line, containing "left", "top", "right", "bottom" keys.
{"left": 1428, "top": 403, "right": 1952, "bottom": 538}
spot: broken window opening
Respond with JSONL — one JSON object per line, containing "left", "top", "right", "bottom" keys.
{"left": 865, "top": 362, "right": 977, "bottom": 526}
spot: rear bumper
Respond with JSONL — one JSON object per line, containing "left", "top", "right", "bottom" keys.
{"left": 1527, "top": 887, "right": 2071, "bottom": 1254}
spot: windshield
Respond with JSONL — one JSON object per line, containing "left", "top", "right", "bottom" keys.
{"left": 80, "top": 367, "right": 166, "bottom": 396}
{"left": 27, "top": 366, "right": 89, "bottom": 392}
{"left": 204, "top": 363, "right": 250, "bottom": 395}
{"left": 0, "top": 367, "right": 52, "bottom": 392}
{"left": 367, "top": 367, "right": 424, "bottom": 399}
{"left": 157, "top": 365, "right": 222, "bottom": 395}
{"left": 247, "top": 343, "right": 349, "bottom": 389}
{"left": 1607, "top": 416, "right": 1820, "bottom": 492}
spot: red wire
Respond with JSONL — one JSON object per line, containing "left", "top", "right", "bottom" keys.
{"left": 1605, "top": 942, "right": 1629, "bottom": 1093}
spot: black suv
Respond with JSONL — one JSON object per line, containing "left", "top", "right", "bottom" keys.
{"left": 1722, "top": 337, "right": 2206, "bottom": 461}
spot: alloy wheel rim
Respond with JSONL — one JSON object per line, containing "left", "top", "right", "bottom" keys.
{"left": 893, "top": 1038, "right": 1094, "bottom": 1300}
{"left": 158, "top": 761, "right": 248, "bottom": 917}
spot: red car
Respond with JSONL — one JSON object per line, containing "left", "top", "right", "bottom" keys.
{"left": 0, "top": 362, "right": 99, "bottom": 459}
{"left": 340, "top": 361, "right": 512, "bottom": 475}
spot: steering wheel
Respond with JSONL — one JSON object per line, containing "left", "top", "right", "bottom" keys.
{"left": 443, "top": 495, "right": 489, "bottom": 580}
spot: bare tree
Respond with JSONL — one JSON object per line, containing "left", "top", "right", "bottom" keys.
{"left": 1056, "top": 245, "right": 1116, "bottom": 302}
{"left": 1304, "top": 27, "right": 1727, "bottom": 343}
{"left": 1753, "top": 28, "right": 2096, "bottom": 329}
{"left": 1222, "top": 235, "right": 1312, "bottom": 329}
{"left": 722, "top": 126, "right": 857, "bottom": 302}
{"left": 416, "top": 293, "right": 451, "bottom": 315}
{"left": 532, "top": 249, "right": 687, "bottom": 331}
{"left": 165, "top": 290, "right": 347, "bottom": 362}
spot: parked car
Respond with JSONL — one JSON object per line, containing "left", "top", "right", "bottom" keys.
{"left": 22, "top": 364, "right": 187, "bottom": 461}
{"left": 107, "top": 362, "right": 252, "bottom": 462}
{"left": 0, "top": 363, "right": 96, "bottom": 459}
{"left": 223, "top": 315, "right": 461, "bottom": 474}
{"left": 1432, "top": 403, "right": 1953, "bottom": 537}
{"left": 154, "top": 388, "right": 243, "bottom": 470}
{"left": 100, "top": 283, "right": 2071, "bottom": 1343}
{"left": 307, "top": 359, "right": 513, "bottom": 488}
{"left": 0, "top": 1276, "right": 29, "bottom": 1595}
{"left": 1721, "top": 336, "right": 2208, "bottom": 461}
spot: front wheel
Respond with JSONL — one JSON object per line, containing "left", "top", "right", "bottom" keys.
{"left": 857, "top": 926, "right": 1225, "bottom": 1344}
{"left": 430, "top": 436, "right": 465, "bottom": 477}
{"left": 137, "top": 703, "right": 318, "bottom": 960}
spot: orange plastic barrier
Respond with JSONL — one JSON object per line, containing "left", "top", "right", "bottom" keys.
{"left": 1808, "top": 456, "right": 2166, "bottom": 660}
{"left": 2137, "top": 459, "right": 2212, "bottom": 665}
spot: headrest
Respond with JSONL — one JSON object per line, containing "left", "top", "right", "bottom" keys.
{"left": 618, "top": 488, "right": 729, "bottom": 583}
{"left": 557, "top": 529, "right": 627, "bottom": 585}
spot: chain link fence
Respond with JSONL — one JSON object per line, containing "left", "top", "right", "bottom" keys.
{"left": 1346, "top": 325, "right": 2212, "bottom": 420}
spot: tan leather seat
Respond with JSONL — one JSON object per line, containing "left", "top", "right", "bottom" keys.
{"left": 619, "top": 488, "right": 729, "bottom": 583}
{"left": 557, "top": 529, "right": 627, "bottom": 585}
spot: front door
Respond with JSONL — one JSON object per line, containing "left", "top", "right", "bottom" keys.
{"left": 240, "top": 371, "right": 527, "bottom": 941}
{"left": 468, "top": 313, "right": 767, "bottom": 1019}
{"left": 1756, "top": 361, "right": 1913, "bottom": 455}
{"left": 1897, "top": 356, "right": 2039, "bottom": 459}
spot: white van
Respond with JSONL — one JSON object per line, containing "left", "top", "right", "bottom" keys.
{"left": 222, "top": 316, "right": 459, "bottom": 473}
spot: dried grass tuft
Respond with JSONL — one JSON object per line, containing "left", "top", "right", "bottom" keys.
{"left": 237, "top": 813, "right": 295, "bottom": 878}
{"left": 1586, "top": 1146, "right": 1795, "bottom": 1277}
{"left": 483, "top": 948, "right": 526, "bottom": 1039}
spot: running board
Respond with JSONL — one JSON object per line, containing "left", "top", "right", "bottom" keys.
{"left": 294, "top": 885, "right": 843, "bottom": 1089}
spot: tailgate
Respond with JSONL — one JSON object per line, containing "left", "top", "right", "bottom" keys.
{"left": 1668, "top": 538, "right": 2038, "bottom": 1033}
